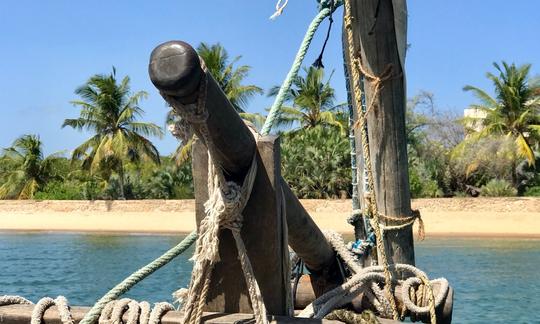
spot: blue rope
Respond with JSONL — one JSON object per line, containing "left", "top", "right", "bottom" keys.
{"left": 79, "top": 231, "right": 197, "bottom": 324}
{"left": 261, "top": 1, "right": 342, "bottom": 135}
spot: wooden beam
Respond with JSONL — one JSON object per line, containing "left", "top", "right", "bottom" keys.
{"left": 0, "top": 305, "right": 402, "bottom": 324}
{"left": 192, "top": 136, "right": 289, "bottom": 315}
{"left": 343, "top": 0, "right": 415, "bottom": 266}
{"left": 148, "top": 41, "right": 336, "bottom": 274}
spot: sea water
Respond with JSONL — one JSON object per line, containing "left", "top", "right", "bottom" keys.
{"left": 1, "top": 233, "right": 539, "bottom": 323}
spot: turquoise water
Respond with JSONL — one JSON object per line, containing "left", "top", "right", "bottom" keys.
{"left": 1, "top": 233, "right": 539, "bottom": 323}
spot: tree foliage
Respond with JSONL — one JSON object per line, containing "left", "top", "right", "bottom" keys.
{"left": 281, "top": 126, "right": 351, "bottom": 199}
{"left": 63, "top": 68, "right": 163, "bottom": 198}
{"left": 463, "top": 62, "right": 540, "bottom": 166}
{"left": 268, "top": 67, "right": 347, "bottom": 134}
{"left": 0, "top": 135, "right": 60, "bottom": 199}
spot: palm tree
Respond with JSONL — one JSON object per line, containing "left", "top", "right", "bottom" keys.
{"left": 463, "top": 62, "right": 540, "bottom": 169}
{"left": 169, "top": 43, "right": 263, "bottom": 165}
{"left": 268, "top": 66, "right": 346, "bottom": 134}
{"left": 0, "top": 135, "right": 58, "bottom": 199}
{"left": 63, "top": 68, "right": 163, "bottom": 198}
{"left": 197, "top": 42, "right": 263, "bottom": 112}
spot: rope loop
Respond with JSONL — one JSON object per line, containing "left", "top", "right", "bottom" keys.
{"left": 378, "top": 209, "right": 425, "bottom": 241}
{"left": 269, "top": 0, "right": 289, "bottom": 20}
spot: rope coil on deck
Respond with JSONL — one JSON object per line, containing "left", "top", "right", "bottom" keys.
{"left": 299, "top": 231, "right": 448, "bottom": 322}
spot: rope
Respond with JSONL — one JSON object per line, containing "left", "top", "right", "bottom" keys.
{"left": 379, "top": 209, "right": 425, "bottom": 240}
{"left": 261, "top": 6, "right": 334, "bottom": 135}
{"left": 353, "top": 63, "right": 401, "bottom": 128}
{"left": 98, "top": 298, "right": 175, "bottom": 324}
{"left": 306, "top": 231, "right": 446, "bottom": 323}
{"left": 1, "top": 295, "right": 174, "bottom": 324}
{"left": 168, "top": 63, "right": 268, "bottom": 324}
{"left": 324, "top": 309, "right": 381, "bottom": 324}
{"left": 79, "top": 231, "right": 197, "bottom": 324}
{"left": 269, "top": 0, "right": 289, "bottom": 20}
{"left": 343, "top": 0, "right": 399, "bottom": 319}
{"left": 0, "top": 295, "right": 32, "bottom": 305}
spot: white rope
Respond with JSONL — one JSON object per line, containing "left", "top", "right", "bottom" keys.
{"left": 301, "top": 231, "right": 449, "bottom": 321}
{"left": 31, "top": 296, "right": 75, "bottom": 324}
{"left": 0, "top": 295, "right": 32, "bottom": 305}
{"left": 0, "top": 295, "right": 174, "bottom": 324}
{"left": 270, "top": 0, "right": 289, "bottom": 20}
{"left": 167, "top": 62, "right": 268, "bottom": 324}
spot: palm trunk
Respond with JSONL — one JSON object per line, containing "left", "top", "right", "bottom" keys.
{"left": 118, "top": 163, "right": 126, "bottom": 200}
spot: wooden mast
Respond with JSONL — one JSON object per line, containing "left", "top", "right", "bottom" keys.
{"left": 343, "top": 0, "right": 415, "bottom": 266}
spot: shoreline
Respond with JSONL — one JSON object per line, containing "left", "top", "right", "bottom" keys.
{"left": 1, "top": 198, "right": 539, "bottom": 238}
{"left": 1, "top": 229, "right": 539, "bottom": 239}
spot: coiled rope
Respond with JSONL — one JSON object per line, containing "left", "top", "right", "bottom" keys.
{"left": 298, "top": 231, "right": 448, "bottom": 322}
{"left": 0, "top": 295, "right": 174, "bottom": 324}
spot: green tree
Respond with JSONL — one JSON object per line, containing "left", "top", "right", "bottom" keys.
{"left": 63, "top": 68, "right": 163, "bottom": 199}
{"left": 197, "top": 42, "right": 263, "bottom": 112}
{"left": 268, "top": 67, "right": 346, "bottom": 134}
{"left": 0, "top": 135, "right": 59, "bottom": 199}
{"left": 169, "top": 43, "right": 263, "bottom": 165}
{"left": 463, "top": 62, "right": 540, "bottom": 170}
{"left": 281, "top": 126, "right": 351, "bottom": 198}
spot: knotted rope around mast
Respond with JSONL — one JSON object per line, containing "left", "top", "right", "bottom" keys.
{"left": 342, "top": 0, "right": 432, "bottom": 321}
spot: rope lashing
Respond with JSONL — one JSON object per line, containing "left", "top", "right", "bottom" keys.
{"left": 343, "top": 0, "right": 399, "bottom": 319}
{"left": 261, "top": 2, "right": 342, "bottom": 135}
{"left": 379, "top": 209, "right": 425, "bottom": 241}
{"left": 353, "top": 62, "right": 402, "bottom": 128}
{"left": 167, "top": 63, "right": 268, "bottom": 324}
{"left": 79, "top": 231, "right": 197, "bottom": 324}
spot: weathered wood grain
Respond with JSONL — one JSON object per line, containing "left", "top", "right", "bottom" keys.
{"left": 343, "top": 0, "right": 415, "bottom": 266}
{"left": 0, "top": 305, "right": 402, "bottom": 324}
{"left": 192, "top": 136, "right": 289, "bottom": 314}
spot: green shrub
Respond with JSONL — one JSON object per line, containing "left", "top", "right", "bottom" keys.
{"left": 34, "top": 181, "right": 86, "bottom": 200}
{"left": 281, "top": 126, "right": 351, "bottom": 199}
{"left": 481, "top": 179, "right": 517, "bottom": 197}
{"left": 524, "top": 186, "right": 540, "bottom": 197}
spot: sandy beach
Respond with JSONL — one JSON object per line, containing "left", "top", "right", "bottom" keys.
{"left": 1, "top": 198, "right": 539, "bottom": 237}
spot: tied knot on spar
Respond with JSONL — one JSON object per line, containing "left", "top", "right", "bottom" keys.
{"left": 164, "top": 60, "right": 268, "bottom": 324}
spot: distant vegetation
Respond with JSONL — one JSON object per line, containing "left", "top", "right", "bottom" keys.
{"left": 1, "top": 46, "right": 539, "bottom": 200}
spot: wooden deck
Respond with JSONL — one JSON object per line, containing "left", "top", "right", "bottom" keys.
{"left": 0, "top": 305, "right": 400, "bottom": 324}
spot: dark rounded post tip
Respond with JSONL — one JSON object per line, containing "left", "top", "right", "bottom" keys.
{"left": 149, "top": 40, "right": 203, "bottom": 97}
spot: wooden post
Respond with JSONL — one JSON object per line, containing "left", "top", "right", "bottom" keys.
{"left": 149, "top": 41, "right": 341, "bottom": 312}
{"left": 149, "top": 41, "right": 336, "bottom": 275}
{"left": 192, "top": 136, "right": 289, "bottom": 315}
{"left": 343, "top": 0, "right": 415, "bottom": 266}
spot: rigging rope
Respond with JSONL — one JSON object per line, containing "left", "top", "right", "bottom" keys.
{"left": 79, "top": 231, "right": 197, "bottom": 324}
{"left": 261, "top": 1, "right": 342, "bottom": 135}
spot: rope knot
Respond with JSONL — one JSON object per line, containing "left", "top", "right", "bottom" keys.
{"left": 269, "top": 0, "right": 289, "bottom": 20}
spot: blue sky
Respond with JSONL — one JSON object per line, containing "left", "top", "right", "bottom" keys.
{"left": 1, "top": 0, "right": 539, "bottom": 155}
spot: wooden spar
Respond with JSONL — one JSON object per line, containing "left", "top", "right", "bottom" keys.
{"left": 149, "top": 41, "right": 336, "bottom": 273}
{"left": 343, "top": 0, "right": 415, "bottom": 266}
{"left": 191, "top": 135, "right": 290, "bottom": 314}
{"left": 0, "top": 305, "right": 402, "bottom": 324}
